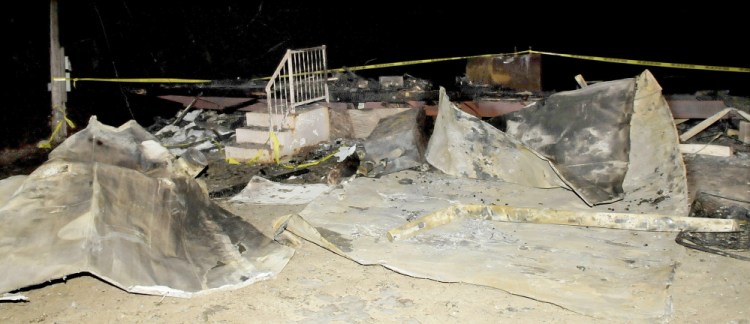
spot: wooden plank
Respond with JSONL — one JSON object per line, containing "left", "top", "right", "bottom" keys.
{"left": 679, "top": 108, "right": 732, "bottom": 142}
{"left": 680, "top": 108, "right": 750, "bottom": 142}
{"left": 679, "top": 144, "right": 733, "bottom": 157}
{"left": 387, "top": 204, "right": 741, "bottom": 242}
{"left": 574, "top": 74, "right": 588, "bottom": 88}
{"left": 734, "top": 109, "right": 750, "bottom": 121}
{"left": 674, "top": 118, "right": 689, "bottom": 125}
{"left": 171, "top": 96, "right": 200, "bottom": 125}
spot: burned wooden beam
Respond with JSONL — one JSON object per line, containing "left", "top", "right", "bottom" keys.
{"left": 421, "top": 100, "right": 536, "bottom": 118}
{"left": 129, "top": 79, "right": 266, "bottom": 98}
{"left": 159, "top": 95, "right": 255, "bottom": 111}
{"left": 465, "top": 53, "right": 542, "bottom": 92}
{"left": 666, "top": 98, "right": 727, "bottom": 119}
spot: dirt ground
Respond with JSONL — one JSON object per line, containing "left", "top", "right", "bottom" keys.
{"left": 1, "top": 198, "right": 749, "bottom": 324}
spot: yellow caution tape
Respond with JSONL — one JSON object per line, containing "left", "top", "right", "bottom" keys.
{"left": 51, "top": 49, "right": 748, "bottom": 86}
{"left": 269, "top": 131, "right": 282, "bottom": 164}
{"left": 329, "top": 52, "right": 503, "bottom": 73}
{"left": 38, "top": 106, "right": 76, "bottom": 149}
{"left": 251, "top": 51, "right": 522, "bottom": 81}
{"left": 323, "top": 49, "right": 748, "bottom": 74}
{"left": 245, "top": 149, "right": 265, "bottom": 165}
{"left": 52, "top": 77, "right": 211, "bottom": 87}
{"left": 210, "top": 138, "right": 224, "bottom": 153}
{"left": 279, "top": 149, "right": 338, "bottom": 170}
{"left": 527, "top": 50, "right": 750, "bottom": 73}
{"left": 257, "top": 49, "right": 749, "bottom": 78}
{"left": 224, "top": 145, "right": 266, "bottom": 166}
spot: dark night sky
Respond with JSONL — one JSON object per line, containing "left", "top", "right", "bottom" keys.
{"left": 3, "top": 1, "right": 748, "bottom": 148}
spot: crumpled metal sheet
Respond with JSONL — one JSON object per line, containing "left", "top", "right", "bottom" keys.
{"left": 275, "top": 170, "right": 679, "bottom": 321}
{"left": 425, "top": 87, "right": 566, "bottom": 189}
{"left": 363, "top": 108, "right": 427, "bottom": 177}
{"left": 502, "top": 78, "right": 635, "bottom": 205}
{"left": 429, "top": 70, "right": 688, "bottom": 210}
{"left": 0, "top": 117, "right": 293, "bottom": 298}
{"left": 0, "top": 175, "right": 25, "bottom": 207}
{"left": 620, "top": 70, "right": 689, "bottom": 215}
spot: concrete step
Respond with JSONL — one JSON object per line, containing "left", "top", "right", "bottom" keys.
{"left": 235, "top": 126, "right": 294, "bottom": 145}
{"left": 223, "top": 142, "right": 296, "bottom": 164}
{"left": 228, "top": 104, "right": 331, "bottom": 163}
{"left": 245, "top": 111, "right": 296, "bottom": 129}
{"left": 290, "top": 106, "right": 330, "bottom": 146}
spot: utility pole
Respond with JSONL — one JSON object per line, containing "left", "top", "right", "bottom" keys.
{"left": 49, "top": 0, "right": 67, "bottom": 144}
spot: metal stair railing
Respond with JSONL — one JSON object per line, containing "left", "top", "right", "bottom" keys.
{"left": 265, "top": 45, "right": 330, "bottom": 133}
